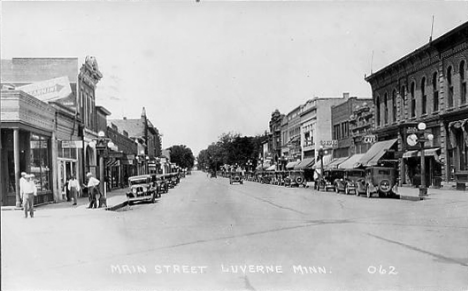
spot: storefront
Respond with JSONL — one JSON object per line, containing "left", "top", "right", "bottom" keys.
{"left": 1, "top": 90, "right": 56, "bottom": 206}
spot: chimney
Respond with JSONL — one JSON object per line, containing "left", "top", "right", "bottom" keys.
{"left": 343, "top": 92, "right": 350, "bottom": 99}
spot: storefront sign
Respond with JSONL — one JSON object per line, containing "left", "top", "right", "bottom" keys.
{"left": 320, "top": 140, "right": 338, "bottom": 147}
{"left": 62, "top": 140, "right": 83, "bottom": 148}
{"left": 17, "top": 76, "right": 72, "bottom": 102}
{"left": 363, "top": 135, "right": 377, "bottom": 144}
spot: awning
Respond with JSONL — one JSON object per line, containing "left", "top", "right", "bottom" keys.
{"left": 312, "top": 154, "right": 333, "bottom": 169}
{"left": 325, "top": 157, "right": 349, "bottom": 170}
{"left": 286, "top": 161, "right": 299, "bottom": 169}
{"left": 338, "top": 154, "right": 365, "bottom": 169}
{"left": 356, "top": 139, "right": 397, "bottom": 167}
{"left": 403, "top": 148, "right": 440, "bottom": 158}
{"left": 266, "top": 165, "right": 276, "bottom": 171}
{"left": 294, "top": 158, "right": 316, "bottom": 170}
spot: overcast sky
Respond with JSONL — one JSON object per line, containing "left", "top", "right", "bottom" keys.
{"left": 1, "top": 1, "right": 467, "bottom": 155}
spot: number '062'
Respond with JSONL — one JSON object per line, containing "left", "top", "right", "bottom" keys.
{"left": 367, "top": 265, "right": 398, "bottom": 275}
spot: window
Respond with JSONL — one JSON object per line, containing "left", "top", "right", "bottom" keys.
{"left": 421, "top": 77, "right": 427, "bottom": 115}
{"left": 460, "top": 61, "right": 466, "bottom": 105}
{"left": 392, "top": 89, "right": 397, "bottom": 122}
{"left": 30, "top": 134, "right": 51, "bottom": 191}
{"left": 376, "top": 96, "right": 381, "bottom": 126}
{"left": 432, "top": 72, "right": 439, "bottom": 112}
{"left": 333, "top": 124, "right": 341, "bottom": 140}
{"left": 410, "top": 82, "right": 416, "bottom": 118}
{"left": 400, "top": 86, "right": 406, "bottom": 119}
{"left": 384, "top": 93, "right": 388, "bottom": 124}
{"left": 447, "top": 66, "right": 454, "bottom": 108}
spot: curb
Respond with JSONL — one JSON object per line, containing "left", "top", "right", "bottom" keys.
{"left": 399, "top": 195, "right": 424, "bottom": 201}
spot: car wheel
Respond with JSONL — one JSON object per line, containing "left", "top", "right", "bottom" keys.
{"left": 345, "top": 186, "right": 349, "bottom": 195}
{"left": 355, "top": 189, "right": 360, "bottom": 196}
{"left": 366, "top": 185, "right": 372, "bottom": 198}
{"left": 151, "top": 193, "right": 156, "bottom": 203}
{"left": 335, "top": 186, "right": 339, "bottom": 193}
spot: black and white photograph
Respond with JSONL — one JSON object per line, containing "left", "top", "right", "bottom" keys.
{"left": 1, "top": 1, "right": 468, "bottom": 291}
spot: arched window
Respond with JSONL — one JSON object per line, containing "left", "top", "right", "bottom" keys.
{"left": 384, "top": 93, "right": 388, "bottom": 124}
{"left": 447, "top": 66, "right": 454, "bottom": 108}
{"left": 421, "top": 77, "right": 427, "bottom": 115}
{"left": 410, "top": 82, "right": 416, "bottom": 118}
{"left": 376, "top": 96, "right": 381, "bottom": 126}
{"left": 432, "top": 72, "right": 439, "bottom": 112}
{"left": 460, "top": 60, "right": 466, "bottom": 105}
{"left": 400, "top": 85, "right": 406, "bottom": 119}
{"left": 392, "top": 89, "right": 397, "bottom": 122}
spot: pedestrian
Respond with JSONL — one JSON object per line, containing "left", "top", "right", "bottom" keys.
{"left": 67, "top": 175, "right": 81, "bottom": 206}
{"left": 19, "top": 172, "right": 27, "bottom": 204}
{"left": 22, "top": 174, "right": 37, "bottom": 218}
{"left": 65, "top": 176, "right": 71, "bottom": 201}
{"left": 86, "top": 173, "right": 100, "bottom": 209}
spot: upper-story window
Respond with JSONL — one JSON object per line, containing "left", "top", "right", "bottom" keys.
{"left": 460, "top": 60, "right": 466, "bottom": 105}
{"left": 384, "top": 93, "right": 388, "bottom": 124}
{"left": 375, "top": 96, "right": 381, "bottom": 126}
{"left": 410, "top": 82, "right": 416, "bottom": 118}
{"left": 400, "top": 85, "right": 406, "bottom": 119}
{"left": 432, "top": 72, "right": 439, "bottom": 112}
{"left": 421, "top": 77, "right": 427, "bottom": 115}
{"left": 447, "top": 66, "right": 454, "bottom": 108}
{"left": 392, "top": 89, "right": 397, "bottom": 122}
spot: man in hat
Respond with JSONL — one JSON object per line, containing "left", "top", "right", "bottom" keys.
{"left": 19, "top": 172, "right": 27, "bottom": 204}
{"left": 86, "top": 173, "right": 100, "bottom": 209}
{"left": 22, "top": 174, "right": 37, "bottom": 218}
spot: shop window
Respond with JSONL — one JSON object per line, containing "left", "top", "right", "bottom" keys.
{"left": 30, "top": 134, "right": 51, "bottom": 191}
{"left": 447, "top": 66, "right": 454, "bottom": 108}
{"left": 432, "top": 72, "right": 439, "bottom": 112}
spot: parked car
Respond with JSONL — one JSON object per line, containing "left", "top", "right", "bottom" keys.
{"left": 289, "top": 170, "right": 308, "bottom": 188}
{"left": 362, "top": 166, "right": 398, "bottom": 198}
{"left": 229, "top": 171, "right": 244, "bottom": 184}
{"left": 317, "top": 169, "right": 344, "bottom": 192}
{"left": 126, "top": 175, "right": 160, "bottom": 205}
{"left": 334, "top": 169, "right": 365, "bottom": 195}
{"left": 153, "top": 174, "right": 169, "bottom": 194}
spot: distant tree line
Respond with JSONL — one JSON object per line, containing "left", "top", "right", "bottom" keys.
{"left": 197, "top": 132, "right": 268, "bottom": 171}
{"left": 168, "top": 145, "right": 195, "bottom": 169}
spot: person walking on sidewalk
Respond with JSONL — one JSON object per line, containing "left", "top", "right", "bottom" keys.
{"left": 68, "top": 175, "right": 81, "bottom": 206}
{"left": 19, "top": 172, "right": 27, "bottom": 205}
{"left": 22, "top": 174, "right": 37, "bottom": 218}
{"left": 86, "top": 173, "right": 100, "bottom": 209}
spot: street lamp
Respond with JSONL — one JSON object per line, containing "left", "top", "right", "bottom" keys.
{"left": 317, "top": 146, "right": 328, "bottom": 190}
{"left": 417, "top": 122, "right": 434, "bottom": 197}
{"left": 90, "top": 130, "right": 115, "bottom": 207}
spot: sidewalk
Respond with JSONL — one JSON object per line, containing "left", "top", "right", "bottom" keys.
{"left": 1, "top": 187, "right": 129, "bottom": 212}
{"left": 396, "top": 185, "right": 468, "bottom": 202}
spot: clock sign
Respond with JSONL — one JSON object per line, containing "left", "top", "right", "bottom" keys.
{"left": 407, "top": 134, "right": 418, "bottom": 146}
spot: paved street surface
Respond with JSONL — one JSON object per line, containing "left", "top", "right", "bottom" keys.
{"left": 2, "top": 171, "right": 468, "bottom": 291}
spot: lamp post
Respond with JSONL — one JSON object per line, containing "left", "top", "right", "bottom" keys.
{"left": 417, "top": 122, "right": 434, "bottom": 197}
{"left": 90, "top": 130, "right": 115, "bottom": 207}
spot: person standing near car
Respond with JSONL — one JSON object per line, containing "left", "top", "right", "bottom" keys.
{"left": 68, "top": 175, "right": 80, "bottom": 206}
{"left": 86, "top": 173, "right": 100, "bottom": 209}
{"left": 22, "top": 174, "right": 37, "bottom": 218}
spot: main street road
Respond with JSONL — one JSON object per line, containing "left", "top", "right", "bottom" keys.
{"left": 2, "top": 172, "right": 468, "bottom": 291}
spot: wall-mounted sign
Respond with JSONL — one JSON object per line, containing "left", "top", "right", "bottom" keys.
{"left": 363, "top": 135, "right": 377, "bottom": 144}
{"left": 17, "top": 76, "right": 72, "bottom": 102}
{"left": 320, "top": 140, "right": 338, "bottom": 147}
{"left": 62, "top": 140, "right": 83, "bottom": 149}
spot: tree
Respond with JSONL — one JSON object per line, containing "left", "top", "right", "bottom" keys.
{"left": 168, "top": 145, "right": 195, "bottom": 169}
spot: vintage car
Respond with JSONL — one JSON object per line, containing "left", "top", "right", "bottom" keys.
{"left": 229, "top": 171, "right": 244, "bottom": 184}
{"left": 362, "top": 166, "right": 398, "bottom": 198}
{"left": 288, "top": 170, "right": 308, "bottom": 188}
{"left": 317, "top": 169, "right": 344, "bottom": 192}
{"left": 153, "top": 174, "right": 169, "bottom": 194}
{"left": 334, "top": 169, "right": 366, "bottom": 195}
{"left": 126, "top": 175, "right": 160, "bottom": 204}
